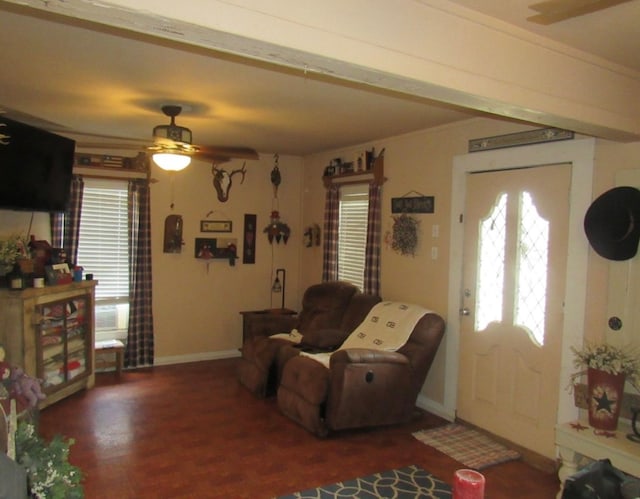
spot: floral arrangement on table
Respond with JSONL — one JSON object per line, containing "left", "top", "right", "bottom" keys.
{"left": 569, "top": 342, "right": 640, "bottom": 392}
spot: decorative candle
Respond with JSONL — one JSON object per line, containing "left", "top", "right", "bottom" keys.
{"left": 453, "top": 469, "right": 485, "bottom": 499}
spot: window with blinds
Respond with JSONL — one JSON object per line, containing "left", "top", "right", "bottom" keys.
{"left": 338, "top": 184, "right": 369, "bottom": 291}
{"left": 76, "top": 178, "right": 129, "bottom": 340}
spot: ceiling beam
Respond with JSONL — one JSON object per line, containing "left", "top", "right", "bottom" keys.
{"left": 3, "top": 0, "right": 639, "bottom": 141}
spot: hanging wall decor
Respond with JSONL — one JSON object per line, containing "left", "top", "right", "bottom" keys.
{"left": 303, "top": 224, "right": 321, "bottom": 248}
{"left": 163, "top": 214, "right": 184, "bottom": 253}
{"left": 264, "top": 153, "right": 291, "bottom": 244}
{"left": 386, "top": 213, "right": 419, "bottom": 256}
{"left": 271, "top": 154, "right": 281, "bottom": 198}
{"left": 243, "top": 214, "right": 257, "bottom": 264}
{"left": 391, "top": 194, "right": 434, "bottom": 214}
{"left": 195, "top": 237, "right": 238, "bottom": 268}
{"left": 211, "top": 162, "right": 246, "bottom": 202}
{"left": 264, "top": 210, "right": 290, "bottom": 244}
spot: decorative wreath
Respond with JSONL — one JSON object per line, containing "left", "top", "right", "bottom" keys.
{"left": 388, "top": 213, "right": 419, "bottom": 256}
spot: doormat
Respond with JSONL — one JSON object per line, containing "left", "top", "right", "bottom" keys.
{"left": 276, "top": 465, "right": 451, "bottom": 498}
{"left": 412, "top": 424, "right": 521, "bottom": 470}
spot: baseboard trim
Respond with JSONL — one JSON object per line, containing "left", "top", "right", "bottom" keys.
{"left": 154, "top": 349, "right": 241, "bottom": 366}
{"left": 416, "top": 394, "right": 455, "bottom": 422}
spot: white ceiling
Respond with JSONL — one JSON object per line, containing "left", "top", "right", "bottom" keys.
{"left": 1, "top": 0, "right": 638, "bottom": 157}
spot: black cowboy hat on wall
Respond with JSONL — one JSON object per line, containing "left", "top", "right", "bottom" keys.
{"left": 584, "top": 186, "right": 640, "bottom": 261}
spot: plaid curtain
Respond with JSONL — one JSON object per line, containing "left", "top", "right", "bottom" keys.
{"left": 364, "top": 182, "right": 381, "bottom": 296}
{"left": 125, "top": 179, "right": 154, "bottom": 368}
{"left": 321, "top": 185, "right": 340, "bottom": 282}
{"left": 50, "top": 175, "right": 84, "bottom": 265}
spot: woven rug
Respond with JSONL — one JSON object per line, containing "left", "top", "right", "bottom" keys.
{"left": 277, "top": 465, "right": 451, "bottom": 498}
{"left": 413, "top": 423, "right": 521, "bottom": 470}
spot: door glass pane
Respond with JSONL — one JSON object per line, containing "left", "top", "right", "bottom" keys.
{"left": 475, "top": 193, "right": 507, "bottom": 331}
{"left": 515, "top": 191, "right": 549, "bottom": 346}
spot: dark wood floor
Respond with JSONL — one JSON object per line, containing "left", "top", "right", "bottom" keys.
{"left": 38, "top": 359, "right": 561, "bottom": 498}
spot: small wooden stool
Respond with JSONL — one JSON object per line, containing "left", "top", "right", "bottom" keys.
{"left": 95, "top": 340, "right": 125, "bottom": 375}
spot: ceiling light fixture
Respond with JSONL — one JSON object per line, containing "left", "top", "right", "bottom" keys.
{"left": 151, "top": 105, "right": 195, "bottom": 171}
{"left": 152, "top": 152, "right": 191, "bottom": 171}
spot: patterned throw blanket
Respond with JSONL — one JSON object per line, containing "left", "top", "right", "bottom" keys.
{"left": 300, "top": 301, "right": 431, "bottom": 368}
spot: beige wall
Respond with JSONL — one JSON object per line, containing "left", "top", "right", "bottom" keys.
{"left": 1, "top": 117, "right": 639, "bottom": 411}
{"left": 150, "top": 154, "right": 304, "bottom": 361}
{"left": 299, "top": 117, "right": 640, "bottom": 410}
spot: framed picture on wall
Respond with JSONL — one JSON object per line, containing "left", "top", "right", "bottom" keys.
{"left": 200, "top": 220, "right": 232, "bottom": 233}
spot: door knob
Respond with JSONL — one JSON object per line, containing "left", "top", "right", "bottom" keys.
{"left": 460, "top": 307, "right": 471, "bottom": 316}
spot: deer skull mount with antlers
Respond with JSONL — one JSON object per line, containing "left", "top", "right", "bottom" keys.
{"left": 212, "top": 162, "right": 247, "bottom": 202}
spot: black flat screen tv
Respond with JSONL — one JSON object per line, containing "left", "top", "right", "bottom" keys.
{"left": 0, "top": 117, "right": 75, "bottom": 213}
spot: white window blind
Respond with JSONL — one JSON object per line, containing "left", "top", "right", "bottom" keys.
{"left": 76, "top": 178, "right": 129, "bottom": 339}
{"left": 338, "top": 184, "right": 369, "bottom": 291}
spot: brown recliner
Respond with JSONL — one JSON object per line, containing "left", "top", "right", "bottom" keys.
{"left": 276, "top": 306, "right": 445, "bottom": 436}
{"left": 237, "top": 281, "right": 380, "bottom": 397}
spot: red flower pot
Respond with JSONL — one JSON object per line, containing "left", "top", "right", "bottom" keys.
{"left": 587, "top": 367, "right": 626, "bottom": 431}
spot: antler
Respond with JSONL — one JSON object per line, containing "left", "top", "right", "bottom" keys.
{"left": 230, "top": 162, "right": 247, "bottom": 184}
{"left": 211, "top": 162, "right": 247, "bottom": 202}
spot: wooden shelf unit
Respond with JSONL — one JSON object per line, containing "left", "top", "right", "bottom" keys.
{"left": 0, "top": 281, "right": 97, "bottom": 409}
{"left": 323, "top": 155, "right": 385, "bottom": 188}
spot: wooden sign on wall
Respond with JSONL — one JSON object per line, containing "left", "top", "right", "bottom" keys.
{"left": 391, "top": 196, "right": 434, "bottom": 214}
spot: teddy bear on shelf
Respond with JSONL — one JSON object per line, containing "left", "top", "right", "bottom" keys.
{"left": 0, "top": 343, "right": 46, "bottom": 408}
{"left": 10, "top": 366, "right": 46, "bottom": 408}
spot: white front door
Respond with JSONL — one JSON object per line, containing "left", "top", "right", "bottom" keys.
{"left": 457, "top": 163, "right": 571, "bottom": 458}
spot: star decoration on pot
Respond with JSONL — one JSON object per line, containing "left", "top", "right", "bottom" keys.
{"left": 593, "top": 392, "right": 616, "bottom": 414}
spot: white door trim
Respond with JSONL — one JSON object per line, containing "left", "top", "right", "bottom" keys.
{"left": 445, "top": 138, "right": 595, "bottom": 425}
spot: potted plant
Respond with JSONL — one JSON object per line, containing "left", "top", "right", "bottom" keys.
{"left": 570, "top": 342, "right": 640, "bottom": 431}
{"left": 0, "top": 234, "right": 26, "bottom": 275}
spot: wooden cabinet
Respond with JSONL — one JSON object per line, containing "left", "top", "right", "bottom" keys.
{"left": 0, "top": 281, "right": 97, "bottom": 409}
{"left": 240, "top": 309, "right": 298, "bottom": 344}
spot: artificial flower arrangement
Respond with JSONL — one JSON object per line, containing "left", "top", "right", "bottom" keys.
{"left": 0, "top": 233, "right": 28, "bottom": 273}
{"left": 15, "top": 422, "right": 84, "bottom": 499}
{"left": 569, "top": 342, "right": 640, "bottom": 392}
{"left": 1, "top": 344, "right": 84, "bottom": 498}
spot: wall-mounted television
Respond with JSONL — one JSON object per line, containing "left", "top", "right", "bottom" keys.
{"left": 0, "top": 116, "right": 75, "bottom": 213}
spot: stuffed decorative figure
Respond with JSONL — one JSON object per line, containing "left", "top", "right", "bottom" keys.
{"left": 10, "top": 367, "right": 45, "bottom": 408}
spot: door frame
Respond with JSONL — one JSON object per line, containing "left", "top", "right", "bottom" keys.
{"left": 444, "top": 138, "right": 595, "bottom": 427}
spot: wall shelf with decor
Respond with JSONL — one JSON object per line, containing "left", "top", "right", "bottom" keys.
{"left": 323, "top": 154, "right": 385, "bottom": 188}
{"left": 0, "top": 281, "right": 97, "bottom": 409}
{"left": 73, "top": 152, "right": 150, "bottom": 180}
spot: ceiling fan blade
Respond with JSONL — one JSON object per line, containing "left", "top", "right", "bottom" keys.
{"left": 196, "top": 145, "right": 259, "bottom": 162}
{"left": 527, "top": 0, "right": 632, "bottom": 24}
{"left": 74, "top": 141, "right": 145, "bottom": 151}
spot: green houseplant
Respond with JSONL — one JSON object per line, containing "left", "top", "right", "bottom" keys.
{"left": 570, "top": 342, "right": 640, "bottom": 431}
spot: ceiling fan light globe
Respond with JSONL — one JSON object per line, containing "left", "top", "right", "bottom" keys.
{"left": 153, "top": 152, "right": 191, "bottom": 171}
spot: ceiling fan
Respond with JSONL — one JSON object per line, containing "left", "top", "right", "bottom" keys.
{"left": 147, "top": 105, "right": 258, "bottom": 171}
{"left": 5, "top": 105, "right": 260, "bottom": 171}
{"left": 527, "top": 0, "right": 632, "bottom": 24}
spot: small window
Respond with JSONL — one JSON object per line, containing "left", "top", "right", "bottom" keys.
{"left": 338, "top": 184, "right": 369, "bottom": 290}
{"left": 76, "top": 178, "right": 129, "bottom": 342}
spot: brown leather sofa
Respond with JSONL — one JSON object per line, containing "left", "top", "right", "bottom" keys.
{"left": 277, "top": 306, "right": 445, "bottom": 436}
{"left": 237, "top": 281, "right": 381, "bottom": 397}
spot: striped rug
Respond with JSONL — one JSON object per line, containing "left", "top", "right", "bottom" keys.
{"left": 412, "top": 424, "right": 521, "bottom": 470}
